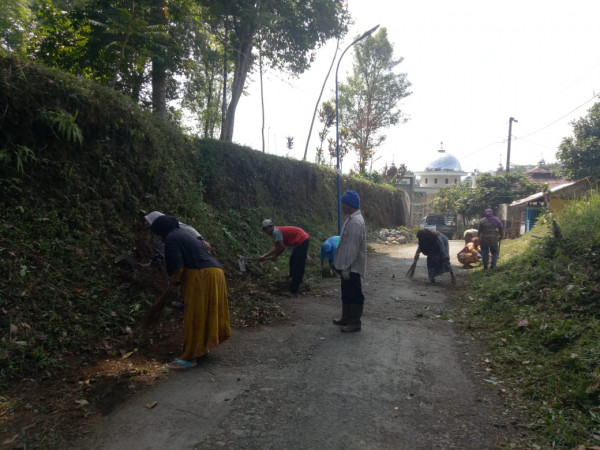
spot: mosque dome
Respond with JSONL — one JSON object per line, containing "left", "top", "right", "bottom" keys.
{"left": 425, "top": 147, "right": 462, "bottom": 171}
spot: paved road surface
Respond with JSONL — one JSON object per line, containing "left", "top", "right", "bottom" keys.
{"left": 73, "top": 241, "right": 514, "bottom": 449}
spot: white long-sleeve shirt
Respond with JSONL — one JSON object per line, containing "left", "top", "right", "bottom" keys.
{"left": 334, "top": 210, "right": 367, "bottom": 277}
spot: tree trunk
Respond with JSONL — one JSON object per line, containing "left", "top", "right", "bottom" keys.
{"left": 219, "top": 18, "right": 228, "bottom": 140}
{"left": 222, "top": 33, "right": 254, "bottom": 142}
{"left": 204, "top": 82, "right": 213, "bottom": 138}
{"left": 151, "top": 0, "right": 167, "bottom": 117}
{"left": 259, "top": 46, "right": 265, "bottom": 152}
{"left": 111, "top": 0, "right": 135, "bottom": 89}
{"left": 130, "top": 71, "right": 144, "bottom": 102}
{"left": 151, "top": 59, "right": 167, "bottom": 117}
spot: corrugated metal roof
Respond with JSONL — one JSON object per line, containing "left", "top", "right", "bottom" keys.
{"left": 509, "top": 181, "right": 577, "bottom": 207}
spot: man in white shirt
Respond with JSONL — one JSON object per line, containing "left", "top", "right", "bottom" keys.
{"left": 333, "top": 190, "right": 367, "bottom": 332}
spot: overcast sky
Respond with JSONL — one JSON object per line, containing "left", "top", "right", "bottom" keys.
{"left": 230, "top": 0, "right": 600, "bottom": 175}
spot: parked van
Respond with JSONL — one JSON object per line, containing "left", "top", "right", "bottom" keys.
{"left": 419, "top": 214, "right": 457, "bottom": 239}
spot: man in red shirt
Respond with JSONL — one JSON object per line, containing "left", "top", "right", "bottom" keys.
{"left": 259, "top": 219, "right": 310, "bottom": 295}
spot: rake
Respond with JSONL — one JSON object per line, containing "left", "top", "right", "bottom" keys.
{"left": 114, "top": 255, "right": 141, "bottom": 267}
{"left": 238, "top": 255, "right": 261, "bottom": 272}
{"left": 238, "top": 255, "right": 274, "bottom": 272}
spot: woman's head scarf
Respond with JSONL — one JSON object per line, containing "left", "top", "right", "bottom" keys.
{"left": 144, "top": 211, "right": 164, "bottom": 225}
{"left": 484, "top": 209, "right": 503, "bottom": 229}
{"left": 150, "top": 215, "right": 179, "bottom": 239}
{"left": 416, "top": 228, "right": 440, "bottom": 255}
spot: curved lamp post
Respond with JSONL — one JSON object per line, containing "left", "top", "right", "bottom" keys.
{"left": 335, "top": 25, "right": 379, "bottom": 234}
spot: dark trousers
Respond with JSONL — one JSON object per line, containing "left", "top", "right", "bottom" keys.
{"left": 481, "top": 244, "right": 499, "bottom": 268}
{"left": 341, "top": 272, "right": 364, "bottom": 305}
{"left": 289, "top": 238, "right": 309, "bottom": 293}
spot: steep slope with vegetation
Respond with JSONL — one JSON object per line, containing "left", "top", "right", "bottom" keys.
{"left": 0, "top": 54, "right": 407, "bottom": 394}
{"left": 458, "top": 193, "right": 600, "bottom": 447}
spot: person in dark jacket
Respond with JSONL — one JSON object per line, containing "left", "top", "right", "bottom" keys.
{"left": 478, "top": 208, "right": 503, "bottom": 270}
{"left": 147, "top": 215, "right": 230, "bottom": 369}
{"left": 416, "top": 229, "right": 456, "bottom": 284}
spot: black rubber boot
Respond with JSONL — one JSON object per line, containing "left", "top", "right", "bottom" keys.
{"left": 332, "top": 303, "right": 349, "bottom": 326}
{"left": 341, "top": 304, "right": 363, "bottom": 332}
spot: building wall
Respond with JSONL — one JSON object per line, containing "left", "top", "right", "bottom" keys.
{"left": 418, "top": 174, "right": 462, "bottom": 188}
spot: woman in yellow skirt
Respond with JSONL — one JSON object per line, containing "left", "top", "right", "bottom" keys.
{"left": 147, "top": 215, "right": 230, "bottom": 369}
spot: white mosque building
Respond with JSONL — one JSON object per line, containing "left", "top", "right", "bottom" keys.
{"left": 414, "top": 143, "right": 468, "bottom": 203}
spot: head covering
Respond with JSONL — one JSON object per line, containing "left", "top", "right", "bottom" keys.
{"left": 341, "top": 190, "right": 360, "bottom": 209}
{"left": 416, "top": 228, "right": 440, "bottom": 255}
{"left": 320, "top": 236, "right": 340, "bottom": 261}
{"left": 484, "top": 209, "right": 503, "bottom": 229}
{"left": 261, "top": 219, "right": 274, "bottom": 229}
{"left": 150, "top": 215, "right": 179, "bottom": 239}
{"left": 144, "top": 211, "right": 164, "bottom": 225}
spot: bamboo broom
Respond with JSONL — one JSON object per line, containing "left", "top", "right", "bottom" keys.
{"left": 406, "top": 254, "right": 419, "bottom": 279}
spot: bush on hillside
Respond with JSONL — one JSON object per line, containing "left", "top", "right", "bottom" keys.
{"left": 460, "top": 192, "right": 600, "bottom": 447}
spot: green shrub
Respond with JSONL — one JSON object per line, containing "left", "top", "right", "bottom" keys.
{"left": 457, "top": 192, "right": 600, "bottom": 447}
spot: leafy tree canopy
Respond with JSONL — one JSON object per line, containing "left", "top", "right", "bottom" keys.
{"left": 200, "top": 0, "right": 349, "bottom": 141}
{"left": 557, "top": 102, "right": 600, "bottom": 180}
{"left": 338, "top": 27, "right": 411, "bottom": 173}
{"left": 428, "top": 173, "right": 540, "bottom": 225}
{"left": 1, "top": 0, "right": 34, "bottom": 54}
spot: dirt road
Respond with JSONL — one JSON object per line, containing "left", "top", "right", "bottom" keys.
{"left": 73, "top": 241, "right": 515, "bottom": 449}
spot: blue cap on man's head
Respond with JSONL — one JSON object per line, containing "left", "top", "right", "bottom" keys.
{"left": 341, "top": 190, "right": 360, "bottom": 209}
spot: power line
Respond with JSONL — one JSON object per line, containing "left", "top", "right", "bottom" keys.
{"left": 460, "top": 140, "right": 506, "bottom": 159}
{"left": 518, "top": 92, "right": 599, "bottom": 140}
{"left": 512, "top": 137, "right": 557, "bottom": 151}
{"left": 459, "top": 91, "right": 599, "bottom": 162}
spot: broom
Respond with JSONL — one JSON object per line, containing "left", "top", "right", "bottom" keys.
{"left": 406, "top": 253, "right": 419, "bottom": 279}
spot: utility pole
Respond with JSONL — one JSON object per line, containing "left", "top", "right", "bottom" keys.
{"left": 506, "top": 117, "right": 518, "bottom": 173}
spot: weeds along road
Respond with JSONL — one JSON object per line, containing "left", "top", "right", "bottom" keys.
{"left": 73, "top": 241, "right": 516, "bottom": 450}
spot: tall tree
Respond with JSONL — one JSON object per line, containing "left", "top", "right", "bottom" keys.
{"left": 380, "top": 162, "right": 407, "bottom": 185}
{"left": 181, "top": 25, "right": 231, "bottom": 138}
{"left": 315, "top": 101, "right": 335, "bottom": 165}
{"left": 1, "top": 0, "right": 34, "bottom": 54}
{"left": 337, "top": 27, "right": 411, "bottom": 173}
{"left": 286, "top": 136, "right": 294, "bottom": 150}
{"left": 28, "top": 0, "right": 200, "bottom": 112}
{"left": 557, "top": 102, "right": 600, "bottom": 180}
{"left": 150, "top": 0, "right": 168, "bottom": 116}
{"left": 200, "top": 0, "right": 348, "bottom": 142}
{"left": 328, "top": 127, "right": 349, "bottom": 169}
{"left": 29, "top": 0, "right": 94, "bottom": 77}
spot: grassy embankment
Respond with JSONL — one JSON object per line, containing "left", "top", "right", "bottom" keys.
{"left": 458, "top": 192, "right": 600, "bottom": 448}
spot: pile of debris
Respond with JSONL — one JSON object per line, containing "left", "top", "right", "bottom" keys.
{"left": 378, "top": 227, "right": 414, "bottom": 245}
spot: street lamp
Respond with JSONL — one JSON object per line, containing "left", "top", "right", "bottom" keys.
{"left": 335, "top": 24, "right": 379, "bottom": 234}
